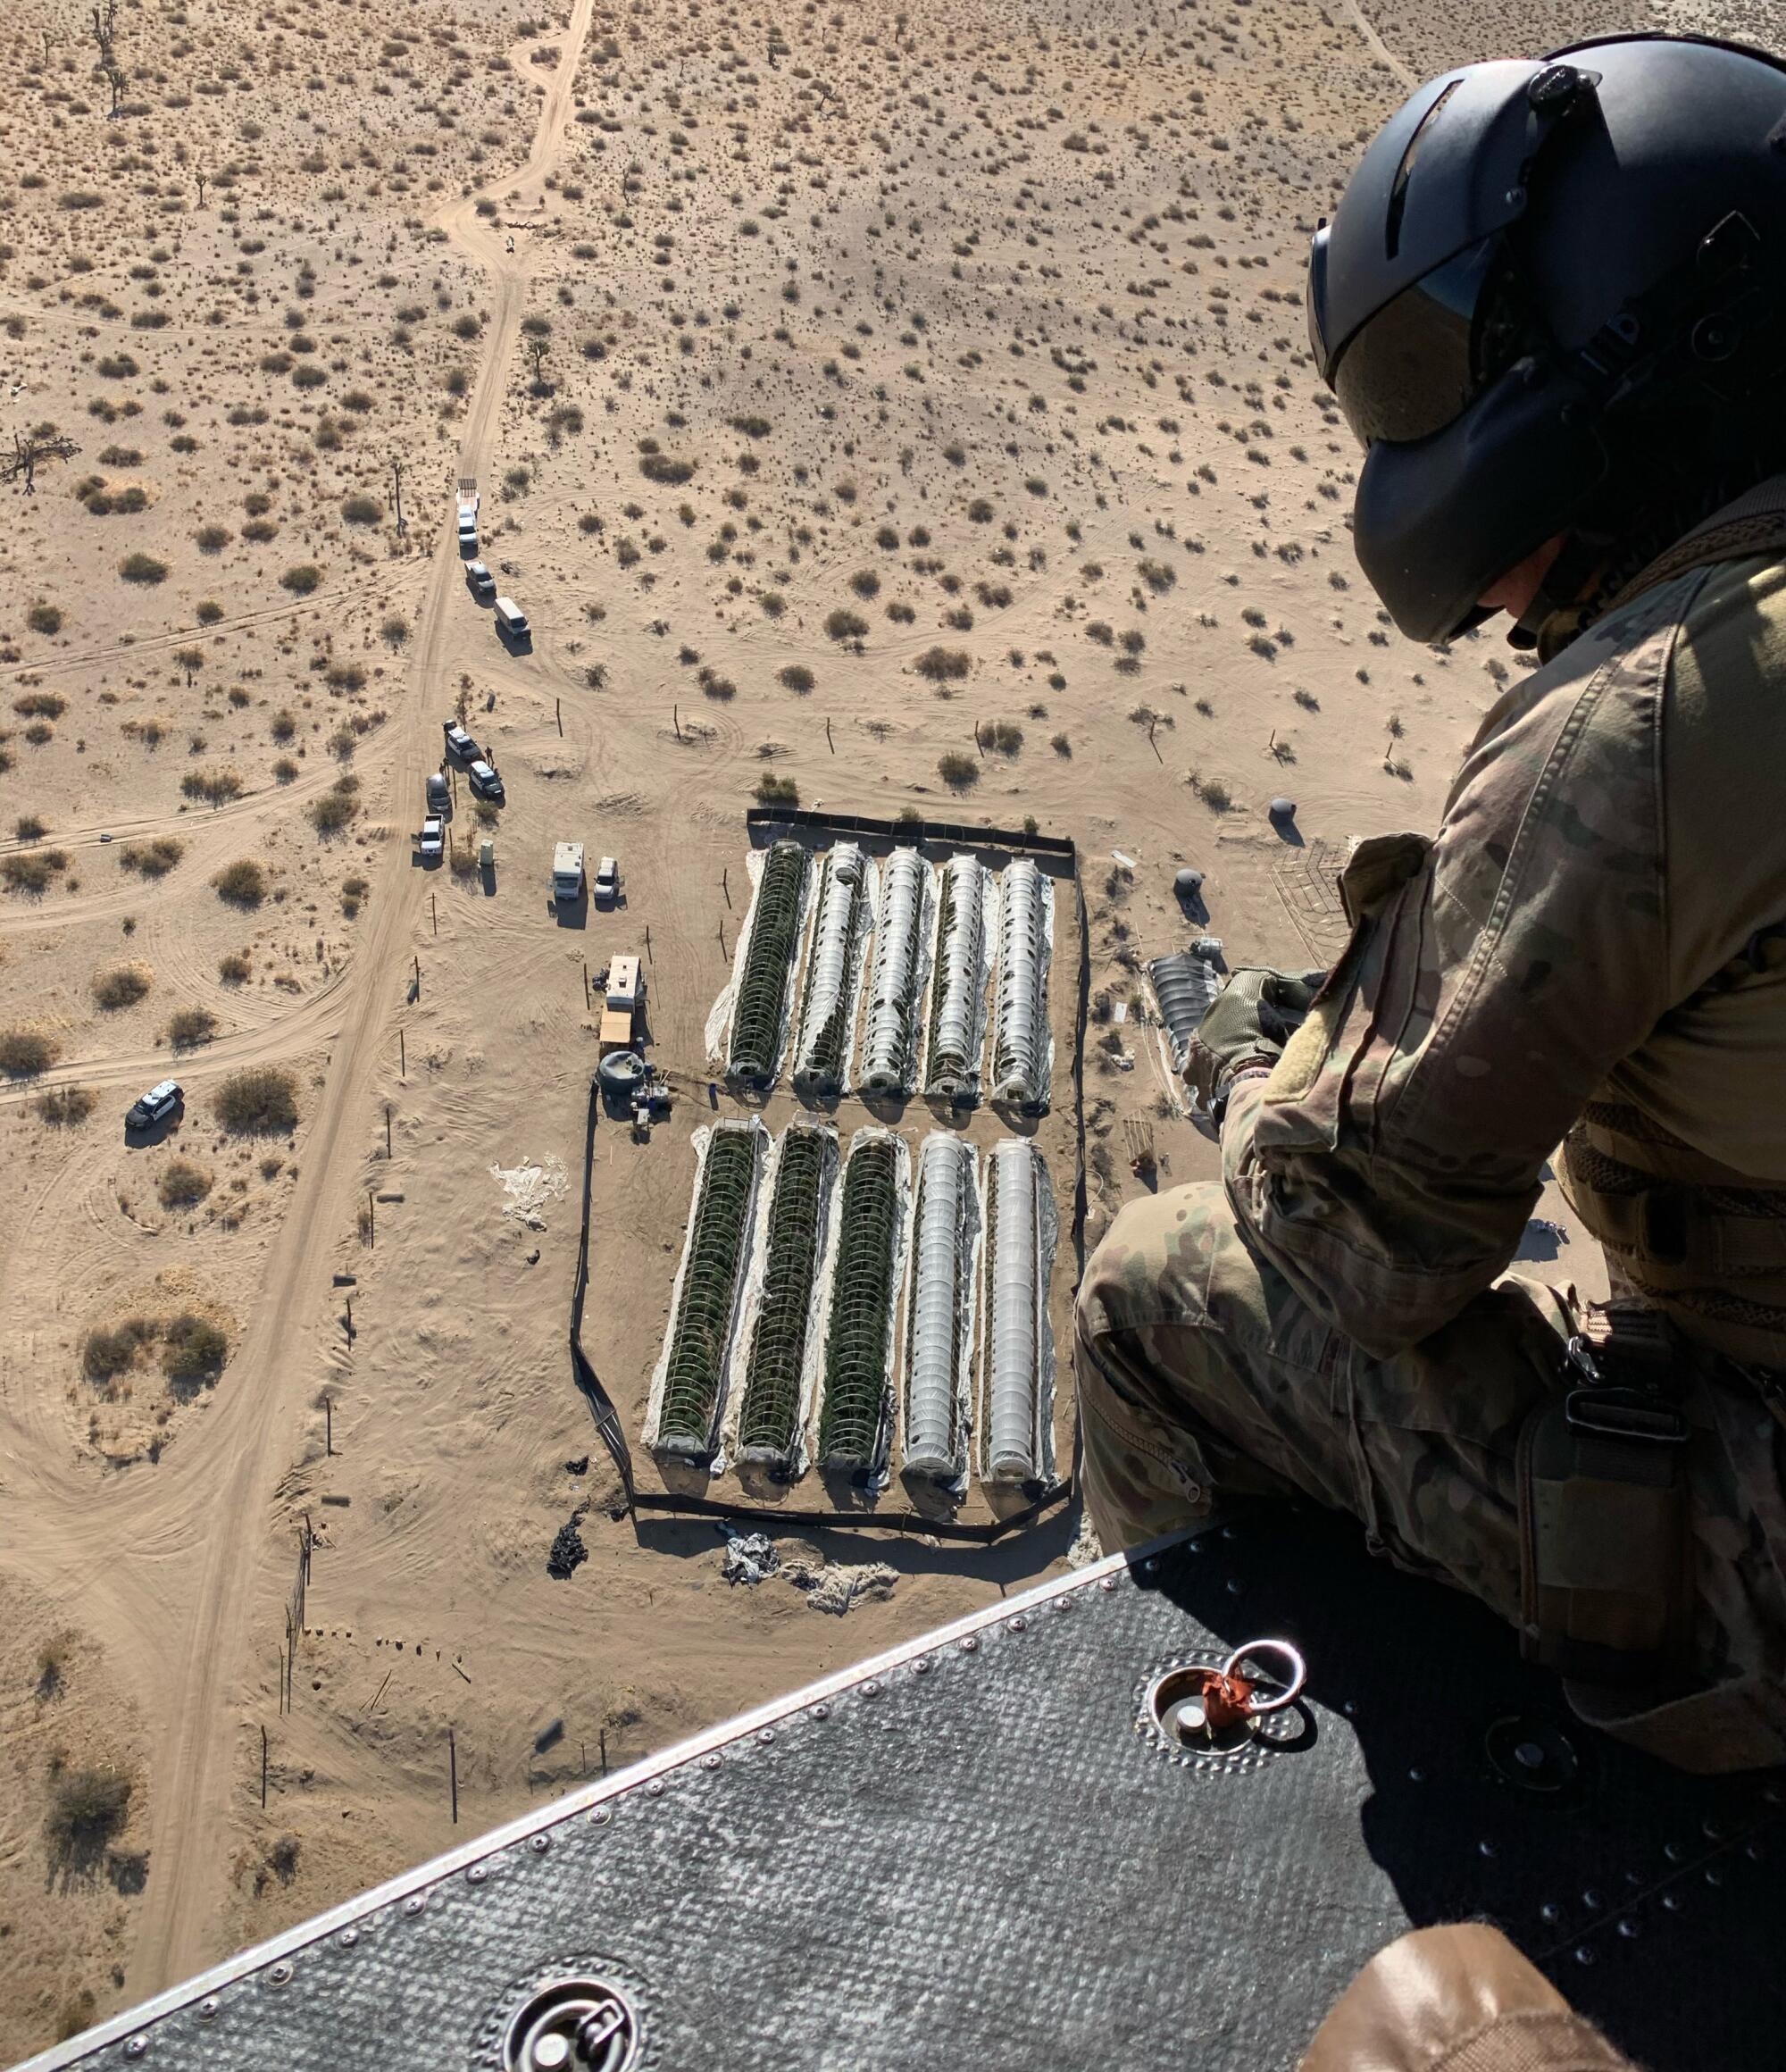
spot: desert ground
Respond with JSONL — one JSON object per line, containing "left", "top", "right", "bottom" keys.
{"left": 0, "top": 0, "right": 1741, "bottom": 2051}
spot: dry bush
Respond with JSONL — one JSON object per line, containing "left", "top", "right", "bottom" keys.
{"left": 119, "top": 552, "right": 168, "bottom": 585}
{"left": 280, "top": 564, "right": 322, "bottom": 597}
{"left": 823, "top": 607, "right": 868, "bottom": 643}
{"left": 777, "top": 664, "right": 814, "bottom": 693}
{"left": 15, "top": 814, "right": 47, "bottom": 840}
{"left": 182, "top": 768, "right": 244, "bottom": 806}
{"left": 915, "top": 648, "right": 971, "bottom": 682}
{"left": 0, "top": 1027, "right": 58, "bottom": 1075}
{"left": 83, "top": 1318, "right": 154, "bottom": 1383}
{"left": 755, "top": 773, "right": 799, "bottom": 806}
{"left": 38, "top": 1085, "right": 96, "bottom": 1125}
{"left": 213, "top": 1066, "right": 299, "bottom": 1135}
{"left": 26, "top": 602, "right": 63, "bottom": 634}
{"left": 157, "top": 1159, "right": 213, "bottom": 1209}
{"left": 309, "top": 778, "right": 359, "bottom": 835}
{"left": 93, "top": 962, "right": 153, "bottom": 1010}
{"left": 45, "top": 1766, "right": 133, "bottom": 1880}
{"left": 118, "top": 837, "right": 183, "bottom": 878}
{"left": 2, "top": 848, "right": 67, "bottom": 892}
{"left": 976, "top": 720, "right": 1023, "bottom": 755}
{"left": 938, "top": 751, "right": 979, "bottom": 789}
{"left": 162, "top": 1313, "right": 228, "bottom": 1389}
{"left": 167, "top": 1007, "right": 217, "bottom": 1049}
{"left": 218, "top": 950, "right": 251, "bottom": 984}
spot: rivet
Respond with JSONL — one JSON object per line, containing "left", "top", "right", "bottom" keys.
{"left": 1478, "top": 1840, "right": 1497, "bottom": 1859}
{"left": 1506, "top": 185, "right": 1527, "bottom": 209}
{"left": 1540, "top": 1902, "right": 1563, "bottom": 1925}
{"left": 589, "top": 1807, "right": 613, "bottom": 1826}
{"left": 913, "top": 1658, "right": 931, "bottom": 1675}
{"left": 1099, "top": 1575, "right": 1117, "bottom": 1592}
{"left": 863, "top": 1680, "right": 881, "bottom": 1697}
{"left": 467, "top": 1864, "right": 488, "bottom": 1885}
{"left": 1705, "top": 1866, "right": 1725, "bottom": 1886}
{"left": 811, "top": 1703, "right": 830, "bottom": 1721}
{"left": 1746, "top": 1840, "right": 1765, "bottom": 1862}
{"left": 1702, "top": 1817, "right": 1725, "bottom": 1842}
{"left": 1581, "top": 1889, "right": 1603, "bottom": 1911}
{"left": 1008, "top": 1616, "right": 1028, "bottom": 1633}
{"left": 1221, "top": 1525, "right": 1238, "bottom": 1541}
{"left": 959, "top": 1636, "right": 979, "bottom": 1654}
{"left": 1663, "top": 1893, "right": 1683, "bottom": 1912}
{"left": 1143, "top": 1557, "right": 1158, "bottom": 1572}
{"left": 1226, "top": 1580, "right": 1242, "bottom": 1596}
{"left": 124, "top": 2038, "right": 148, "bottom": 2059}
{"left": 530, "top": 1833, "right": 552, "bottom": 1851}
{"left": 403, "top": 1895, "right": 426, "bottom": 1917}
{"left": 1407, "top": 1767, "right": 1425, "bottom": 1784}
{"left": 1573, "top": 1945, "right": 1595, "bottom": 1968}
{"left": 338, "top": 1928, "right": 360, "bottom": 1950}
{"left": 1616, "top": 1917, "right": 1640, "bottom": 1939}
{"left": 196, "top": 1999, "right": 219, "bottom": 2022}
{"left": 268, "top": 1960, "right": 294, "bottom": 1988}
{"left": 1054, "top": 1596, "right": 1072, "bottom": 1613}
{"left": 1664, "top": 1842, "right": 1684, "bottom": 1863}
{"left": 702, "top": 1753, "right": 722, "bottom": 1771}
{"left": 646, "top": 1778, "right": 665, "bottom": 1798}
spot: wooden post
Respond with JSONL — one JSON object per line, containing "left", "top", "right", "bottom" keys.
{"left": 278, "top": 1645, "right": 285, "bottom": 1717}
{"left": 261, "top": 1725, "right": 268, "bottom": 1808}
{"left": 672, "top": 704, "right": 681, "bottom": 740}
{"left": 582, "top": 961, "right": 589, "bottom": 1010}
{"left": 400, "top": 1029, "right": 406, "bottom": 1078}
{"left": 449, "top": 1727, "right": 458, "bottom": 1825}
{"left": 413, "top": 953, "right": 421, "bottom": 993}
{"left": 430, "top": 893, "right": 437, "bottom": 937}
{"left": 385, "top": 1104, "right": 392, "bottom": 1157}
{"left": 599, "top": 1727, "right": 608, "bottom": 1775}
{"left": 825, "top": 715, "right": 834, "bottom": 754}
{"left": 644, "top": 923, "right": 651, "bottom": 960}
{"left": 368, "top": 1191, "right": 375, "bottom": 1246}
{"left": 722, "top": 865, "right": 730, "bottom": 910}
{"left": 325, "top": 1397, "right": 332, "bottom": 1456}
{"left": 556, "top": 697, "right": 563, "bottom": 736}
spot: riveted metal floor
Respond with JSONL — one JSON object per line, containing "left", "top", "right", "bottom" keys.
{"left": 22, "top": 1512, "right": 1782, "bottom": 2072}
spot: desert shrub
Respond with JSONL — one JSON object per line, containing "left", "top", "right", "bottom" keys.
{"left": 976, "top": 720, "right": 1023, "bottom": 754}
{"left": 92, "top": 962, "right": 153, "bottom": 1010}
{"left": 15, "top": 814, "right": 46, "bottom": 840}
{"left": 196, "top": 600, "right": 224, "bottom": 625}
{"left": 755, "top": 773, "right": 799, "bottom": 806}
{"left": 272, "top": 756, "right": 298, "bottom": 783}
{"left": 280, "top": 564, "right": 321, "bottom": 596}
{"left": 26, "top": 602, "right": 63, "bottom": 634}
{"left": 14, "top": 691, "right": 66, "bottom": 719}
{"left": 195, "top": 524, "right": 231, "bottom": 554}
{"left": 915, "top": 647, "right": 972, "bottom": 682}
{"left": 218, "top": 950, "right": 251, "bottom": 984}
{"left": 848, "top": 568, "right": 880, "bottom": 599}
{"left": 823, "top": 607, "right": 868, "bottom": 642}
{"left": 309, "top": 779, "right": 358, "bottom": 835}
{"left": 213, "top": 1065, "right": 299, "bottom": 1134}
{"left": 777, "top": 664, "right": 814, "bottom": 693}
{"left": 45, "top": 1767, "right": 133, "bottom": 1876}
{"left": 167, "top": 1007, "right": 217, "bottom": 1049}
{"left": 966, "top": 498, "right": 995, "bottom": 522}
{"left": 1051, "top": 731, "right": 1072, "bottom": 756}
{"left": 639, "top": 451, "right": 694, "bottom": 485}
{"left": 82, "top": 1319, "right": 154, "bottom": 1383}
{"left": 1, "top": 849, "right": 67, "bottom": 893}
{"left": 118, "top": 837, "right": 183, "bottom": 878}
{"left": 381, "top": 614, "right": 409, "bottom": 646}
{"left": 0, "top": 1027, "right": 57, "bottom": 1075}
{"left": 938, "top": 751, "right": 980, "bottom": 788}
{"left": 38, "top": 1085, "right": 96, "bottom": 1125}
{"left": 119, "top": 553, "right": 168, "bottom": 585}
{"left": 162, "top": 1313, "right": 227, "bottom": 1386}
{"left": 182, "top": 767, "right": 243, "bottom": 806}
{"left": 340, "top": 494, "right": 382, "bottom": 526}
{"left": 157, "top": 1159, "right": 212, "bottom": 1208}
{"left": 1138, "top": 558, "right": 1176, "bottom": 593}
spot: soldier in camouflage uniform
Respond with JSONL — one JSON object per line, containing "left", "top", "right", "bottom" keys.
{"left": 1078, "top": 38, "right": 1786, "bottom": 1769}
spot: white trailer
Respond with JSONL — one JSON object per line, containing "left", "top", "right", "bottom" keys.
{"left": 552, "top": 841, "right": 585, "bottom": 903}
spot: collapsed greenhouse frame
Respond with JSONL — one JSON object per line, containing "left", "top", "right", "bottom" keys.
{"left": 859, "top": 846, "right": 931, "bottom": 1099}
{"left": 792, "top": 843, "right": 870, "bottom": 1098}
{"left": 902, "top": 1132, "right": 978, "bottom": 1485}
{"left": 989, "top": 857, "right": 1051, "bottom": 1112}
{"left": 981, "top": 1138, "right": 1056, "bottom": 1487}
{"left": 924, "top": 856, "right": 990, "bottom": 1101}
{"left": 655, "top": 1122, "right": 764, "bottom": 1460}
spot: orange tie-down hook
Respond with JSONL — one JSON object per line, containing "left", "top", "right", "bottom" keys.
{"left": 1154, "top": 1641, "right": 1307, "bottom": 1748}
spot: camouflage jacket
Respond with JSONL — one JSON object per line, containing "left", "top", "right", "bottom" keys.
{"left": 1223, "top": 480, "right": 1786, "bottom": 1365}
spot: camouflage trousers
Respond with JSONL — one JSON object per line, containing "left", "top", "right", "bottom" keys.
{"left": 1075, "top": 1183, "right": 1786, "bottom": 1770}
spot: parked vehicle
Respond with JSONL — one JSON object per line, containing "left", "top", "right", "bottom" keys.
{"left": 468, "top": 759, "right": 505, "bottom": 803}
{"left": 426, "top": 772, "right": 451, "bottom": 815}
{"left": 494, "top": 597, "right": 530, "bottom": 644}
{"left": 416, "top": 815, "right": 446, "bottom": 863}
{"left": 553, "top": 841, "right": 585, "bottom": 904}
{"left": 465, "top": 559, "right": 497, "bottom": 603}
{"left": 594, "top": 855, "right": 620, "bottom": 905}
{"left": 126, "top": 1079, "right": 183, "bottom": 1131}
{"left": 443, "top": 720, "right": 479, "bottom": 761}
{"left": 456, "top": 478, "right": 479, "bottom": 556}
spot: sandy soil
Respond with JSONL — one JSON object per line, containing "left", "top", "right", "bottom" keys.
{"left": 0, "top": 0, "right": 1698, "bottom": 2051}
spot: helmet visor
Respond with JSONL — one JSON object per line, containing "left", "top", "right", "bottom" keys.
{"left": 1328, "top": 236, "right": 1509, "bottom": 447}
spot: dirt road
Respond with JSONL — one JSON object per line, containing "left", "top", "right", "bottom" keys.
{"left": 0, "top": 0, "right": 598, "bottom": 1993}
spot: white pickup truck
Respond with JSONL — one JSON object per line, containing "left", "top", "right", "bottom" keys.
{"left": 416, "top": 815, "right": 446, "bottom": 864}
{"left": 455, "top": 477, "right": 479, "bottom": 556}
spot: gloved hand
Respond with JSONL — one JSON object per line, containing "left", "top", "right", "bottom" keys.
{"left": 1185, "top": 967, "right": 1323, "bottom": 1116}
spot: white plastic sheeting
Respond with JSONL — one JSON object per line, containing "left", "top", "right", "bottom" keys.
{"left": 860, "top": 848, "right": 931, "bottom": 1097}
{"left": 902, "top": 1132, "right": 977, "bottom": 1483}
{"left": 982, "top": 1139, "right": 1057, "bottom": 1484}
{"left": 924, "top": 855, "right": 994, "bottom": 1099}
{"left": 989, "top": 859, "right": 1054, "bottom": 1110}
{"left": 792, "top": 843, "right": 870, "bottom": 1095}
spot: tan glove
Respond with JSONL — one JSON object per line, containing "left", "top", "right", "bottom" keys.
{"left": 1299, "top": 1924, "right": 1634, "bottom": 2072}
{"left": 1184, "top": 966, "right": 1323, "bottom": 1118}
